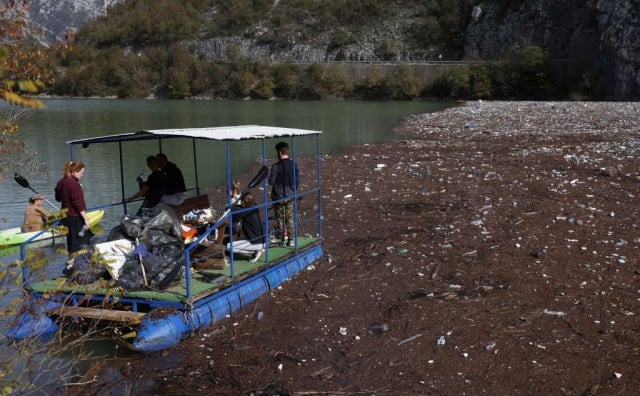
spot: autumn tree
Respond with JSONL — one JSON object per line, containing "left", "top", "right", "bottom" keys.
{"left": 0, "top": 0, "right": 55, "bottom": 182}
{"left": 1, "top": 2, "right": 96, "bottom": 394}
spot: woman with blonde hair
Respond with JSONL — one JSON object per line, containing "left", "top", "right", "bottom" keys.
{"left": 55, "top": 160, "right": 91, "bottom": 271}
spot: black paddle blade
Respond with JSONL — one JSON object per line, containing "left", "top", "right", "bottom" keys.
{"left": 14, "top": 173, "right": 30, "bottom": 188}
{"left": 234, "top": 165, "right": 269, "bottom": 205}
{"left": 247, "top": 165, "right": 269, "bottom": 189}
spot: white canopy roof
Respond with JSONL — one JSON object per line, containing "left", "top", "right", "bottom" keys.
{"left": 67, "top": 125, "right": 322, "bottom": 145}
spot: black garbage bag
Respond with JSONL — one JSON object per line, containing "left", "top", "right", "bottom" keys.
{"left": 67, "top": 246, "right": 110, "bottom": 285}
{"left": 145, "top": 243, "right": 184, "bottom": 288}
{"left": 114, "top": 203, "right": 185, "bottom": 291}
{"left": 139, "top": 204, "right": 182, "bottom": 239}
{"left": 120, "top": 215, "right": 145, "bottom": 239}
{"left": 115, "top": 243, "right": 183, "bottom": 290}
{"left": 144, "top": 228, "right": 180, "bottom": 246}
{"left": 106, "top": 225, "right": 134, "bottom": 242}
{"left": 120, "top": 204, "right": 181, "bottom": 240}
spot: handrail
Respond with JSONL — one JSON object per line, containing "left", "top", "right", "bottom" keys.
{"left": 20, "top": 219, "right": 63, "bottom": 285}
{"left": 182, "top": 187, "right": 318, "bottom": 301}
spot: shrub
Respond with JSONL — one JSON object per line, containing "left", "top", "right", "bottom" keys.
{"left": 272, "top": 63, "right": 303, "bottom": 98}
{"left": 253, "top": 77, "right": 275, "bottom": 99}
{"left": 381, "top": 66, "right": 422, "bottom": 99}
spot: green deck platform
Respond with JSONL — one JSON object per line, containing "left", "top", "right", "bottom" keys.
{"left": 26, "top": 237, "right": 318, "bottom": 304}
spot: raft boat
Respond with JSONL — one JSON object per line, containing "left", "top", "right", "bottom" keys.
{"left": 7, "top": 126, "right": 323, "bottom": 352}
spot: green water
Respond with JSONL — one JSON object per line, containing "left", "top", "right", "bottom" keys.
{"left": 0, "top": 98, "right": 452, "bottom": 381}
{"left": 3, "top": 98, "right": 451, "bottom": 229}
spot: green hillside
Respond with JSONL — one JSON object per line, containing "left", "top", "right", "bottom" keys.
{"left": 51, "top": 0, "right": 576, "bottom": 100}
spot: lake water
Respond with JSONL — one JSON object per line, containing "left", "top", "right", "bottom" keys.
{"left": 2, "top": 98, "right": 451, "bottom": 230}
{"left": 0, "top": 98, "right": 452, "bottom": 375}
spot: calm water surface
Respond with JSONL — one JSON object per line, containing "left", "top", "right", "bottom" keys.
{"left": 2, "top": 98, "right": 451, "bottom": 229}
{"left": 0, "top": 98, "right": 451, "bottom": 371}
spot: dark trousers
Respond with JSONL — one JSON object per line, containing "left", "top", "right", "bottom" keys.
{"left": 63, "top": 216, "right": 92, "bottom": 254}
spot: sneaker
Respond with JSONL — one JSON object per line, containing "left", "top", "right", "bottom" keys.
{"left": 250, "top": 249, "right": 265, "bottom": 263}
{"left": 62, "top": 259, "right": 74, "bottom": 277}
{"left": 286, "top": 238, "right": 294, "bottom": 247}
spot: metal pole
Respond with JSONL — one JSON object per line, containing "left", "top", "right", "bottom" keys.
{"left": 316, "top": 133, "right": 322, "bottom": 238}
{"left": 261, "top": 140, "right": 269, "bottom": 261}
{"left": 225, "top": 142, "right": 235, "bottom": 281}
{"left": 118, "top": 141, "right": 128, "bottom": 214}
{"left": 291, "top": 137, "right": 298, "bottom": 248}
{"left": 192, "top": 138, "right": 200, "bottom": 195}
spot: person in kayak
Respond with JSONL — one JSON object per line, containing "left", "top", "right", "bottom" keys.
{"left": 21, "top": 194, "right": 49, "bottom": 232}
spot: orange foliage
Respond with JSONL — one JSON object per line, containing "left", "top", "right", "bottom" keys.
{"left": 0, "top": 0, "right": 53, "bottom": 108}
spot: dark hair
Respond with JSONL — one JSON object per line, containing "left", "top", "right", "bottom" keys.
{"left": 275, "top": 141, "right": 289, "bottom": 154}
{"left": 242, "top": 192, "right": 256, "bottom": 206}
{"left": 146, "top": 155, "right": 157, "bottom": 165}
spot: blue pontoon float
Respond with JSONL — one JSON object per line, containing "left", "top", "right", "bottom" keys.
{"left": 7, "top": 126, "right": 323, "bottom": 352}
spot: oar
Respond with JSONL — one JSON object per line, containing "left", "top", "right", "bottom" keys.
{"left": 14, "top": 173, "right": 59, "bottom": 210}
{"left": 220, "top": 165, "right": 269, "bottom": 219}
{"left": 236, "top": 164, "right": 268, "bottom": 205}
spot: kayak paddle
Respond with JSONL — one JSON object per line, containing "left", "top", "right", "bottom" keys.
{"left": 14, "top": 173, "right": 59, "bottom": 210}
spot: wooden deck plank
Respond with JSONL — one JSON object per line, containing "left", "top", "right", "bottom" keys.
{"left": 48, "top": 306, "right": 146, "bottom": 324}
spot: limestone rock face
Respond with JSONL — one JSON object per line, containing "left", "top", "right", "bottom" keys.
{"left": 464, "top": 1, "right": 640, "bottom": 100}
{"left": 29, "top": 0, "right": 122, "bottom": 42}
{"left": 24, "top": 0, "right": 640, "bottom": 99}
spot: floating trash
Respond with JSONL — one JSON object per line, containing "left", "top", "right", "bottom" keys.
{"left": 543, "top": 309, "right": 567, "bottom": 317}
{"left": 370, "top": 323, "right": 390, "bottom": 334}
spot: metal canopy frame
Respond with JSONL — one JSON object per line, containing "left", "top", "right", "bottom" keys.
{"left": 67, "top": 125, "right": 322, "bottom": 146}
{"left": 63, "top": 125, "right": 323, "bottom": 302}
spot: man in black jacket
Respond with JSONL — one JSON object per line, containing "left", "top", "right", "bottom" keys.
{"left": 157, "top": 152, "right": 187, "bottom": 206}
{"left": 268, "top": 141, "right": 299, "bottom": 246}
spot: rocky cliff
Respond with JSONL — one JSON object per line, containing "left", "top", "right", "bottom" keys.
{"left": 187, "top": 0, "right": 639, "bottom": 99}
{"left": 27, "top": 0, "right": 639, "bottom": 100}
{"left": 464, "top": 0, "right": 640, "bottom": 100}
{"left": 29, "top": 0, "right": 121, "bottom": 42}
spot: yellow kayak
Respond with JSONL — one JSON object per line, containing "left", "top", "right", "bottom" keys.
{"left": 0, "top": 209, "right": 104, "bottom": 248}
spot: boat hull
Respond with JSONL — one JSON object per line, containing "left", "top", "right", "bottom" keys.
{"left": 7, "top": 244, "right": 323, "bottom": 352}
{"left": 130, "top": 244, "right": 322, "bottom": 351}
